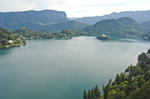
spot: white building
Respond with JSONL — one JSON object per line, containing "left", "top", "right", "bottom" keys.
{"left": 8, "top": 40, "right": 13, "bottom": 44}
{"left": 101, "top": 33, "right": 106, "bottom": 37}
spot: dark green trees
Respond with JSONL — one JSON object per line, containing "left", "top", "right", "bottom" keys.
{"left": 128, "top": 81, "right": 150, "bottom": 99}
{"left": 115, "top": 74, "right": 122, "bottom": 84}
{"left": 91, "top": 88, "right": 95, "bottom": 99}
{"left": 94, "top": 85, "right": 101, "bottom": 98}
{"left": 144, "top": 70, "right": 150, "bottom": 81}
{"left": 138, "top": 52, "right": 150, "bottom": 69}
{"left": 83, "top": 85, "right": 101, "bottom": 99}
{"left": 103, "top": 79, "right": 112, "bottom": 99}
{"left": 83, "top": 90, "right": 87, "bottom": 99}
{"left": 147, "top": 49, "right": 150, "bottom": 54}
{"left": 0, "top": 28, "right": 26, "bottom": 48}
{"left": 88, "top": 89, "right": 92, "bottom": 99}
{"left": 83, "top": 49, "right": 150, "bottom": 99}
{"left": 13, "top": 28, "right": 76, "bottom": 39}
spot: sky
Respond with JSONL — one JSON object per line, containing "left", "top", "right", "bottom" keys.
{"left": 0, "top": 0, "right": 150, "bottom": 17}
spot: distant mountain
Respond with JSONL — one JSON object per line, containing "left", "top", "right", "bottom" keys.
{"left": 83, "top": 17, "right": 144, "bottom": 37}
{"left": 0, "top": 10, "right": 68, "bottom": 30}
{"left": 141, "top": 21, "right": 150, "bottom": 40}
{"left": 0, "top": 10, "right": 88, "bottom": 31}
{"left": 141, "top": 20, "right": 150, "bottom": 32}
{"left": 75, "top": 10, "right": 150, "bottom": 25}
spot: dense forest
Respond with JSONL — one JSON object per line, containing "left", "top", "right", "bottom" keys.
{"left": 83, "top": 49, "right": 150, "bottom": 99}
{"left": 12, "top": 28, "right": 82, "bottom": 39}
{"left": 0, "top": 28, "right": 26, "bottom": 48}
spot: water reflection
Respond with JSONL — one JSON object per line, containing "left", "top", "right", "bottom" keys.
{"left": 0, "top": 46, "right": 23, "bottom": 56}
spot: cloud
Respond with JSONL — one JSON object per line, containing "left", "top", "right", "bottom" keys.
{"left": 0, "top": 0, "right": 149, "bottom": 17}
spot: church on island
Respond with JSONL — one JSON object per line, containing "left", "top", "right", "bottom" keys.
{"left": 101, "top": 33, "right": 106, "bottom": 37}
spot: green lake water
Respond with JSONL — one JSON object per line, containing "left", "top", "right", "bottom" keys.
{"left": 0, "top": 36, "right": 150, "bottom": 99}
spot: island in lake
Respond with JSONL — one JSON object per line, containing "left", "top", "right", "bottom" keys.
{"left": 97, "top": 33, "right": 111, "bottom": 40}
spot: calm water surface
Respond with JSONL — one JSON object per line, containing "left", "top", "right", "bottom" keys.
{"left": 0, "top": 36, "right": 150, "bottom": 99}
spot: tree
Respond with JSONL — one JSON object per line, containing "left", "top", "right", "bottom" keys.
{"left": 115, "top": 74, "right": 122, "bottom": 84}
{"left": 91, "top": 88, "right": 95, "bottom": 99}
{"left": 144, "top": 70, "right": 150, "bottom": 81}
{"left": 1, "top": 39, "right": 7, "bottom": 45}
{"left": 138, "top": 53, "right": 150, "bottom": 68}
{"left": 83, "top": 49, "right": 150, "bottom": 99}
{"left": 120, "top": 73, "right": 125, "bottom": 82}
{"left": 147, "top": 49, "right": 150, "bottom": 54}
{"left": 115, "top": 91, "right": 126, "bottom": 99}
{"left": 94, "top": 85, "right": 101, "bottom": 98}
{"left": 103, "top": 84, "right": 108, "bottom": 99}
{"left": 83, "top": 90, "right": 87, "bottom": 99}
{"left": 132, "top": 66, "right": 142, "bottom": 76}
{"left": 103, "top": 79, "right": 112, "bottom": 99}
{"left": 128, "top": 81, "right": 150, "bottom": 99}
{"left": 88, "top": 89, "right": 91, "bottom": 99}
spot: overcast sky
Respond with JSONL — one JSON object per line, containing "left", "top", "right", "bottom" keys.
{"left": 0, "top": 0, "right": 150, "bottom": 17}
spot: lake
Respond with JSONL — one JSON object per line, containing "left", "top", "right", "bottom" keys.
{"left": 0, "top": 36, "right": 150, "bottom": 99}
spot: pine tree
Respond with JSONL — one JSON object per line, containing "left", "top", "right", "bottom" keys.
{"left": 115, "top": 74, "right": 122, "bottom": 84}
{"left": 94, "top": 85, "right": 101, "bottom": 99}
{"left": 88, "top": 89, "right": 91, "bottom": 99}
{"left": 147, "top": 49, "right": 150, "bottom": 54}
{"left": 83, "top": 90, "right": 87, "bottom": 99}
{"left": 91, "top": 88, "right": 95, "bottom": 99}
{"left": 103, "top": 79, "right": 111, "bottom": 99}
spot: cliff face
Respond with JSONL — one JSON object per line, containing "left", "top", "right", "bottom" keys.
{"left": 0, "top": 10, "right": 68, "bottom": 30}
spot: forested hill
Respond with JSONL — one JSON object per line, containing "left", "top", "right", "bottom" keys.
{"left": 83, "top": 49, "right": 150, "bottom": 99}
{"left": 140, "top": 20, "right": 150, "bottom": 41}
{"left": 141, "top": 20, "right": 150, "bottom": 32}
{"left": 45, "top": 21, "right": 88, "bottom": 31}
{"left": 83, "top": 17, "right": 144, "bottom": 37}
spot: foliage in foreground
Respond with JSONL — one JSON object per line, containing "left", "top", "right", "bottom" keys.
{"left": 83, "top": 49, "right": 150, "bottom": 99}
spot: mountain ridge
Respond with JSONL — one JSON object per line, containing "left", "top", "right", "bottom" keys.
{"left": 74, "top": 10, "right": 150, "bottom": 25}
{"left": 0, "top": 10, "right": 88, "bottom": 31}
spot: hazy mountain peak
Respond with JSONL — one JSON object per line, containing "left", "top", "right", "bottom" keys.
{"left": 75, "top": 10, "right": 150, "bottom": 25}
